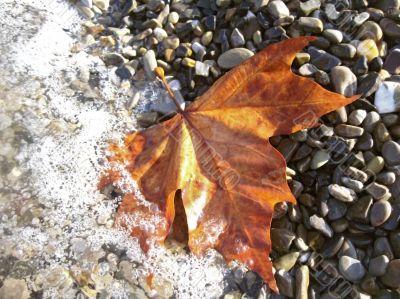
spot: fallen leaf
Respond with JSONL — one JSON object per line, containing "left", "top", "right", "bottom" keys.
{"left": 100, "top": 37, "right": 359, "bottom": 292}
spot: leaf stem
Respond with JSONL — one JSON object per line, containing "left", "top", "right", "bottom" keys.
{"left": 154, "top": 67, "right": 184, "bottom": 113}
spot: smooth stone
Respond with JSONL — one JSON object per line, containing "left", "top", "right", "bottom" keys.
{"left": 335, "top": 124, "right": 364, "bottom": 138}
{"left": 384, "top": 48, "right": 400, "bottom": 75}
{"left": 356, "top": 21, "right": 383, "bottom": 41}
{"left": 309, "top": 47, "right": 341, "bottom": 71}
{"left": 309, "top": 214, "right": 333, "bottom": 237}
{"left": 93, "top": 0, "right": 109, "bottom": 10}
{"left": 330, "top": 44, "right": 356, "bottom": 59}
{"left": 358, "top": 72, "right": 381, "bottom": 97}
{"left": 374, "top": 81, "right": 400, "bottom": 114}
{"left": 217, "top": 48, "right": 254, "bottom": 69}
{"left": 300, "top": 0, "right": 321, "bottom": 16}
{"left": 295, "top": 266, "right": 309, "bottom": 299}
{"left": 376, "top": 172, "right": 396, "bottom": 185}
{"left": 294, "top": 53, "right": 310, "bottom": 66}
{"left": 380, "top": 259, "right": 400, "bottom": 288}
{"left": 353, "top": 56, "right": 368, "bottom": 75}
{"left": 357, "top": 39, "right": 379, "bottom": 62}
{"left": 339, "top": 256, "right": 366, "bottom": 282}
{"left": 356, "top": 132, "right": 374, "bottom": 150}
{"left": 195, "top": 61, "right": 210, "bottom": 77}
{"left": 374, "top": 237, "right": 394, "bottom": 260}
{"left": 271, "top": 228, "right": 296, "bottom": 253}
{"left": 365, "top": 182, "right": 389, "bottom": 200}
{"left": 366, "top": 156, "right": 385, "bottom": 175}
{"left": 370, "top": 200, "right": 392, "bottom": 226}
{"left": 363, "top": 111, "right": 381, "bottom": 132}
{"left": 347, "top": 195, "right": 373, "bottom": 222}
{"left": 330, "top": 66, "right": 357, "bottom": 97}
{"left": 327, "top": 199, "right": 347, "bottom": 221}
{"left": 338, "top": 239, "right": 358, "bottom": 259}
{"left": 153, "top": 27, "right": 167, "bottom": 41}
{"left": 353, "top": 11, "right": 370, "bottom": 26}
{"left": 267, "top": 0, "right": 290, "bottom": 18}
{"left": 368, "top": 255, "right": 389, "bottom": 276}
{"left": 143, "top": 50, "right": 157, "bottom": 80}
{"left": 370, "top": 57, "right": 383, "bottom": 72}
{"left": 328, "top": 184, "right": 357, "bottom": 202}
{"left": 380, "top": 18, "right": 400, "bottom": 39}
{"left": 102, "top": 53, "right": 126, "bottom": 66}
{"left": 322, "top": 234, "right": 344, "bottom": 258}
{"left": 299, "top": 63, "right": 318, "bottom": 76}
{"left": 168, "top": 12, "right": 179, "bottom": 24}
{"left": 310, "top": 150, "right": 330, "bottom": 169}
{"left": 323, "top": 29, "right": 343, "bottom": 44}
{"left": 274, "top": 252, "right": 300, "bottom": 272}
{"left": 343, "top": 166, "right": 368, "bottom": 183}
{"left": 298, "top": 17, "right": 323, "bottom": 33}
{"left": 341, "top": 176, "right": 363, "bottom": 192}
{"left": 382, "top": 140, "right": 400, "bottom": 165}
{"left": 349, "top": 109, "right": 367, "bottom": 126}
{"left": 275, "top": 270, "right": 294, "bottom": 297}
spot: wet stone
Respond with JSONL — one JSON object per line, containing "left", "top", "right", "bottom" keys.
{"left": 298, "top": 17, "right": 323, "bottom": 33}
{"left": 365, "top": 182, "right": 389, "bottom": 200}
{"left": 382, "top": 140, "right": 400, "bottom": 166}
{"left": 348, "top": 109, "right": 367, "bottom": 126}
{"left": 355, "top": 132, "right": 374, "bottom": 150}
{"left": 353, "top": 56, "right": 368, "bottom": 75}
{"left": 347, "top": 195, "right": 373, "bottom": 222}
{"left": 335, "top": 124, "right": 364, "bottom": 138}
{"left": 357, "top": 72, "right": 381, "bottom": 97}
{"left": 323, "top": 29, "right": 343, "bottom": 44}
{"left": 275, "top": 270, "right": 294, "bottom": 298}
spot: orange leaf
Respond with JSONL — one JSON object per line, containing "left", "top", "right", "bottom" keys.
{"left": 101, "top": 37, "right": 359, "bottom": 292}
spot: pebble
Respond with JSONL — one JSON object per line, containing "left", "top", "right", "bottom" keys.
{"left": 370, "top": 200, "right": 392, "bottom": 226}
{"left": 143, "top": 50, "right": 157, "bottom": 80}
{"left": 267, "top": 0, "right": 290, "bottom": 18}
{"left": 341, "top": 176, "right": 363, "bottom": 192}
{"left": 330, "top": 66, "right": 357, "bottom": 97}
{"left": 374, "top": 81, "right": 400, "bottom": 114}
{"left": 271, "top": 228, "right": 296, "bottom": 253}
{"left": 338, "top": 239, "right": 358, "bottom": 259}
{"left": 328, "top": 199, "right": 347, "bottom": 220}
{"left": 298, "top": 17, "right": 323, "bottom": 33}
{"left": 321, "top": 234, "right": 344, "bottom": 258}
{"left": 382, "top": 140, "right": 400, "bottom": 166}
{"left": 358, "top": 72, "right": 381, "bottom": 97}
{"left": 384, "top": 47, "right": 400, "bottom": 75}
{"left": 353, "top": 12, "right": 370, "bottom": 26}
{"left": 368, "top": 255, "right": 389, "bottom": 276}
{"left": 217, "top": 48, "right": 254, "bottom": 69}
{"left": 335, "top": 124, "right": 364, "bottom": 138}
{"left": 309, "top": 214, "right": 333, "bottom": 237}
{"left": 168, "top": 12, "right": 179, "bottom": 24}
{"left": 356, "top": 39, "right": 379, "bottom": 62}
{"left": 323, "top": 29, "right": 343, "bottom": 44}
{"left": 309, "top": 47, "right": 341, "bottom": 71}
{"left": 380, "top": 259, "right": 400, "bottom": 288}
{"left": 380, "top": 18, "right": 400, "bottom": 39}
{"left": 363, "top": 111, "right": 381, "bottom": 133}
{"left": 339, "top": 256, "right": 366, "bottom": 282}
{"left": 300, "top": 0, "right": 321, "bottom": 16}
{"left": 102, "top": 53, "right": 126, "bottom": 66}
{"left": 93, "top": 0, "right": 109, "bottom": 11}
{"left": 310, "top": 150, "right": 330, "bottom": 169}
{"left": 366, "top": 182, "right": 389, "bottom": 200}
{"left": 330, "top": 44, "right": 356, "bottom": 59}
{"left": 275, "top": 270, "right": 294, "bottom": 298}
{"left": 353, "top": 55, "right": 368, "bottom": 75}
{"left": 348, "top": 109, "right": 367, "bottom": 126}
{"left": 374, "top": 237, "right": 395, "bottom": 260}
{"left": 230, "top": 28, "right": 245, "bottom": 48}
{"left": 274, "top": 252, "right": 300, "bottom": 271}
{"left": 299, "top": 63, "right": 318, "bottom": 76}
{"left": 328, "top": 184, "right": 357, "bottom": 202}
{"left": 0, "top": 278, "right": 30, "bottom": 299}
{"left": 295, "top": 266, "right": 309, "bottom": 299}
{"left": 356, "top": 21, "right": 383, "bottom": 41}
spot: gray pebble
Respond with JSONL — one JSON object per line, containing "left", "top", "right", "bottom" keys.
{"left": 353, "top": 12, "right": 370, "bottom": 26}
{"left": 382, "top": 140, "right": 400, "bottom": 166}
{"left": 299, "top": 63, "right": 318, "bottom": 76}
{"left": 339, "top": 256, "right": 366, "bottom": 282}
{"left": 217, "top": 48, "right": 254, "bottom": 69}
{"left": 143, "top": 50, "right": 157, "bottom": 80}
{"left": 363, "top": 111, "right": 381, "bottom": 133}
{"left": 368, "top": 255, "right": 389, "bottom": 276}
{"left": 309, "top": 47, "right": 341, "bottom": 71}
{"left": 370, "top": 200, "right": 392, "bottom": 226}
{"left": 330, "top": 44, "right": 356, "bottom": 59}
{"left": 335, "top": 124, "right": 364, "bottom": 138}
{"left": 322, "top": 29, "right": 343, "bottom": 44}
{"left": 365, "top": 182, "right": 390, "bottom": 200}
{"left": 341, "top": 176, "right": 363, "bottom": 192}
{"left": 299, "top": 17, "right": 323, "bottom": 33}
{"left": 356, "top": 21, "right": 383, "bottom": 41}
{"left": 267, "top": 0, "right": 290, "bottom": 18}
{"left": 310, "top": 150, "right": 330, "bottom": 169}
{"left": 348, "top": 109, "right": 367, "bottom": 126}
{"left": 230, "top": 28, "right": 245, "bottom": 48}
{"left": 300, "top": 0, "right": 321, "bottom": 16}
{"left": 328, "top": 184, "right": 357, "bottom": 202}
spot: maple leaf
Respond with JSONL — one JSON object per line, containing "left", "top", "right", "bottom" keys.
{"left": 99, "top": 37, "right": 359, "bottom": 292}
